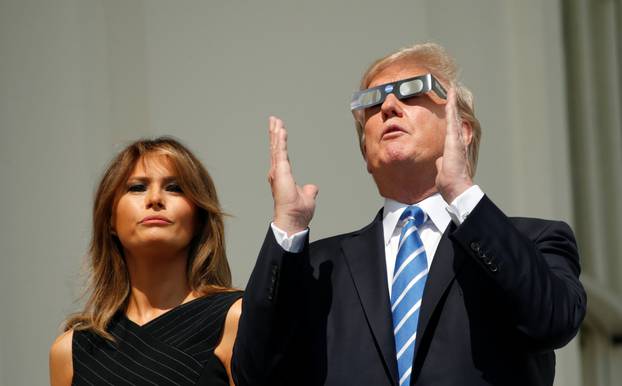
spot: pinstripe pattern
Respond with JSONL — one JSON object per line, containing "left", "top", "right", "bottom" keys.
{"left": 72, "top": 291, "right": 242, "bottom": 385}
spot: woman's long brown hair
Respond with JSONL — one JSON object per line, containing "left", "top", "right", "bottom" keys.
{"left": 65, "top": 137, "right": 233, "bottom": 339}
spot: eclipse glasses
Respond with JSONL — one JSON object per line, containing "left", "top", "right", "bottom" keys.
{"left": 350, "top": 73, "right": 447, "bottom": 113}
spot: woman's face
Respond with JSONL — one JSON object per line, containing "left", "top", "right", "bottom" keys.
{"left": 113, "top": 154, "right": 197, "bottom": 257}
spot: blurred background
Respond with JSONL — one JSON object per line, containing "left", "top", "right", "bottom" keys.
{"left": 1, "top": 0, "right": 620, "bottom": 384}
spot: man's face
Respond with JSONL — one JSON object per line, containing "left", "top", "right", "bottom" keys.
{"left": 362, "top": 61, "right": 447, "bottom": 177}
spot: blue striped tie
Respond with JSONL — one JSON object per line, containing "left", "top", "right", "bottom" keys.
{"left": 391, "top": 205, "right": 428, "bottom": 386}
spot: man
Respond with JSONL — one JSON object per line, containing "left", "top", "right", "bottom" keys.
{"left": 233, "top": 43, "right": 586, "bottom": 386}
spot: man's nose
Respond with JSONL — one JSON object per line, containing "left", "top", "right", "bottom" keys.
{"left": 146, "top": 188, "right": 165, "bottom": 210}
{"left": 381, "top": 93, "right": 404, "bottom": 119}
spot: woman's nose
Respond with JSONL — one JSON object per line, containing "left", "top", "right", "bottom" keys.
{"left": 146, "top": 188, "right": 165, "bottom": 209}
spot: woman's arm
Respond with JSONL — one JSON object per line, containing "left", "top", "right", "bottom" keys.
{"left": 49, "top": 329, "right": 73, "bottom": 386}
{"left": 214, "top": 298, "right": 242, "bottom": 386}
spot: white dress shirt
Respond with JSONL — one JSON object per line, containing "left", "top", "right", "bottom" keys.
{"left": 271, "top": 186, "right": 485, "bottom": 296}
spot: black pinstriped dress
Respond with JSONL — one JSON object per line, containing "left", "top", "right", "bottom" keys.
{"left": 71, "top": 291, "right": 243, "bottom": 386}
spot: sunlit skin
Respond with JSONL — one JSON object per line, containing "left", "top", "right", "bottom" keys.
{"left": 362, "top": 61, "right": 450, "bottom": 204}
{"left": 50, "top": 153, "right": 242, "bottom": 386}
{"left": 114, "top": 155, "right": 196, "bottom": 264}
{"left": 113, "top": 153, "right": 198, "bottom": 325}
{"left": 269, "top": 60, "right": 474, "bottom": 234}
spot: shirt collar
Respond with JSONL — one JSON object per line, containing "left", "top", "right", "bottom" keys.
{"left": 382, "top": 192, "right": 452, "bottom": 246}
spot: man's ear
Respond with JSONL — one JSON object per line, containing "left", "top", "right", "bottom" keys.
{"left": 461, "top": 120, "right": 473, "bottom": 146}
{"left": 361, "top": 139, "right": 372, "bottom": 173}
{"left": 364, "top": 148, "right": 376, "bottom": 175}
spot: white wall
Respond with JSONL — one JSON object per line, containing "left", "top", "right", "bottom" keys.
{"left": 0, "top": 0, "right": 581, "bottom": 384}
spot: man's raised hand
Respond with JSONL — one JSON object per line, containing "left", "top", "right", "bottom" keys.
{"left": 268, "top": 116, "right": 318, "bottom": 235}
{"left": 435, "top": 87, "right": 474, "bottom": 203}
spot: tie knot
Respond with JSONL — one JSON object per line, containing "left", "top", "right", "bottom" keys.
{"left": 399, "top": 205, "right": 427, "bottom": 228}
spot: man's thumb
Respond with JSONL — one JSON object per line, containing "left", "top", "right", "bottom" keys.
{"left": 302, "top": 184, "right": 319, "bottom": 200}
{"left": 435, "top": 157, "right": 443, "bottom": 174}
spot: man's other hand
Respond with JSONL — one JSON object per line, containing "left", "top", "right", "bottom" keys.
{"left": 435, "top": 88, "right": 474, "bottom": 203}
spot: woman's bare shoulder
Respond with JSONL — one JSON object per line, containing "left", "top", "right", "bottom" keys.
{"left": 49, "top": 329, "right": 73, "bottom": 386}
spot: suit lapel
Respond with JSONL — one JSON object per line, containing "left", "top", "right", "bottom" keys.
{"left": 341, "top": 210, "right": 399, "bottom": 386}
{"left": 412, "top": 222, "right": 466, "bottom": 363}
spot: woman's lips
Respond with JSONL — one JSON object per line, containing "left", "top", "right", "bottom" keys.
{"left": 140, "top": 216, "right": 172, "bottom": 225}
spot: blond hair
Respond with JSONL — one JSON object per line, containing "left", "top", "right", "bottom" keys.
{"left": 65, "top": 137, "right": 233, "bottom": 339}
{"left": 354, "top": 42, "right": 481, "bottom": 176}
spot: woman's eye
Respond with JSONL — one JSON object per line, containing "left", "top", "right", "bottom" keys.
{"left": 128, "top": 183, "right": 146, "bottom": 192}
{"left": 166, "top": 183, "right": 183, "bottom": 193}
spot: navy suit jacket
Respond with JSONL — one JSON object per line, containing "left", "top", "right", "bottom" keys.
{"left": 233, "top": 196, "right": 586, "bottom": 386}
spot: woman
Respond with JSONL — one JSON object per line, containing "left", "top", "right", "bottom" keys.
{"left": 49, "top": 137, "right": 242, "bottom": 386}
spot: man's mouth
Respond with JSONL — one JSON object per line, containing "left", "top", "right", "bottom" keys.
{"left": 382, "top": 124, "right": 408, "bottom": 139}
